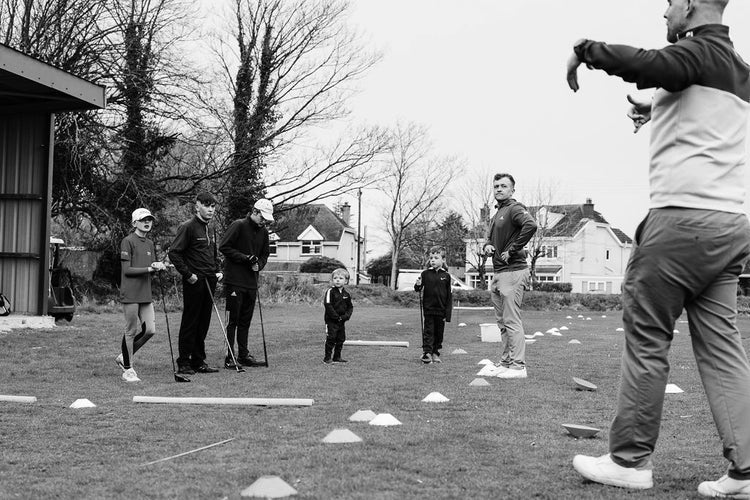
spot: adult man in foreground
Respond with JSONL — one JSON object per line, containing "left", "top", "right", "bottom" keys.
{"left": 567, "top": 0, "right": 750, "bottom": 496}
{"left": 219, "top": 199, "right": 273, "bottom": 368}
{"left": 483, "top": 173, "right": 537, "bottom": 380}
{"left": 169, "top": 192, "right": 223, "bottom": 375}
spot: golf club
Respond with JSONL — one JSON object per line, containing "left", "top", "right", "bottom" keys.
{"left": 256, "top": 277, "right": 269, "bottom": 367}
{"left": 418, "top": 288, "right": 424, "bottom": 339}
{"left": 205, "top": 279, "right": 245, "bottom": 373}
{"left": 156, "top": 273, "right": 190, "bottom": 383}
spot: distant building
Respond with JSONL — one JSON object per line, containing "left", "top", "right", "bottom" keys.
{"left": 267, "top": 203, "right": 366, "bottom": 281}
{"left": 465, "top": 199, "right": 633, "bottom": 294}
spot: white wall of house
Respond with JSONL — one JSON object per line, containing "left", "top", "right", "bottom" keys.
{"left": 269, "top": 228, "right": 363, "bottom": 280}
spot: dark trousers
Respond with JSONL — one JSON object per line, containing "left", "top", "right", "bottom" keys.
{"left": 324, "top": 321, "right": 346, "bottom": 360}
{"left": 422, "top": 314, "right": 445, "bottom": 355}
{"left": 225, "top": 285, "right": 256, "bottom": 360}
{"left": 177, "top": 277, "right": 216, "bottom": 368}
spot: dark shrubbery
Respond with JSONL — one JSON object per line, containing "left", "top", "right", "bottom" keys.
{"left": 531, "top": 281, "right": 573, "bottom": 293}
{"left": 299, "top": 256, "right": 347, "bottom": 273}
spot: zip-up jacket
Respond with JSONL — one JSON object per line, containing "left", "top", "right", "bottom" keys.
{"left": 168, "top": 216, "right": 219, "bottom": 280}
{"left": 485, "top": 199, "right": 537, "bottom": 273}
{"left": 575, "top": 24, "right": 750, "bottom": 213}
{"left": 414, "top": 267, "right": 453, "bottom": 322}
{"left": 219, "top": 216, "right": 270, "bottom": 290}
{"left": 324, "top": 286, "right": 353, "bottom": 323}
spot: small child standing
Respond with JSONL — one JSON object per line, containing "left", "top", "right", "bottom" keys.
{"left": 414, "top": 246, "right": 453, "bottom": 364}
{"left": 117, "top": 208, "right": 166, "bottom": 382}
{"left": 323, "top": 268, "right": 354, "bottom": 364}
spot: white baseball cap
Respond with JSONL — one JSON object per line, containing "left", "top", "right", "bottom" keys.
{"left": 131, "top": 208, "right": 154, "bottom": 223}
{"left": 253, "top": 199, "right": 274, "bottom": 222}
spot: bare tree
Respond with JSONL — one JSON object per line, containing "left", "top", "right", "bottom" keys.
{"left": 380, "top": 122, "right": 463, "bottom": 289}
{"left": 455, "top": 166, "right": 494, "bottom": 289}
{"left": 207, "top": 0, "right": 383, "bottom": 222}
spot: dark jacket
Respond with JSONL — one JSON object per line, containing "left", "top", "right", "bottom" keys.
{"left": 414, "top": 267, "right": 452, "bottom": 321}
{"left": 168, "top": 216, "right": 219, "bottom": 280}
{"left": 219, "top": 216, "right": 270, "bottom": 290}
{"left": 485, "top": 198, "right": 537, "bottom": 273}
{"left": 324, "top": 286, "right": 353, "bottom": 323}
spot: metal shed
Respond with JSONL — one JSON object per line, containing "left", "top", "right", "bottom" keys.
{"left": 0, "top": 43, "right": 105, "bottom": 315}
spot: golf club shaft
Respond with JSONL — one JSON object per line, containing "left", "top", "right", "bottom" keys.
{"left": 156, "top": 273, "right": 178, "bottom": 373}
{"left": 204, "top": 279, "right": 242, "bottom": 370}
{"left": 256, "top": 274, "right": 268, "bottom": 366}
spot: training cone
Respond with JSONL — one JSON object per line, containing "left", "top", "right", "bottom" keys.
{"left": 458, "top": 322, "right": 467, "bottom": 327}
{"left": 476, "top": 364, "right": 497, "bottom": 376}
{"left": 369, "top": 413, "right": 401, "bottom": 426}
{"left": 451, "top": 348, "right": 467, "bottom": 354}
{"left": 395, "top": 322, "right": 402, "bottom": 326}
{"left": 322, "top": 428, "right": 363, "bottom": 443}
{"left": 470, "top": 378, "right": 490, "bottom": 386}
{"left": 616, "top": 327, "right": 624, "bottom": 332}
{"left": 665, "top": 383, "right": 684, "bottom": 394}
{"left": 349, "top": 410, "right": 377, "bottom": 422}
{"left": 568, "top": 339, "right": 581, "bottom": 344}
{"left": 566, "top": 315, "right": 573, "bottom": 319}
{"left": 422, "top": 392, "right": 449, "bottom": 403}
{"left": 477, "top": 359, "right": 493, "bottom": 365}
{"left": 559, "top": 326, "right": 569, "bottom": 331}
{"left": 241, "top": 475, "right": 298, "bottom": 498}
{"left": 545, "top": 328, "right": 558, "bottom": 334}
{"left": 70, "top": 399, "right": 96, "bottom": 408}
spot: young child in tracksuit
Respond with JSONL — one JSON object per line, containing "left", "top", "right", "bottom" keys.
{"left": 323, "top": 268, "right": 353, "bottom": 364}
{"left": 414, "top": 246, "right": 452, "bottom": 364}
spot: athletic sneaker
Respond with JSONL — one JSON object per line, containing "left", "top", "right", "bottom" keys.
{"left": 421, "top": 352, "right": 432, "bottom": 364}
{"left": 121, "top": 368, "right": 141, "bottom": 383}
{"left": 431, "top": 354, "right": 441, "bottom": 363}
{"left": 698, "top": 474, "right": 750, "bottom": 498}
{"left": 496, "top": 367, "right": 527, "bottom": 379}
{"left": 332, "top": 358, "right": 348, "bottom": 363}
{"left": 573, "top": 453, "right": 653, "bottom": 490}
{"left": 224, "top": 358, "right": 238, "bottom": 369}
{"left": 323, "top": 358, "right": 333, "bottom": 365}
{"left": 115, "top": 354, "right": 126, "bottom": 372}
{"left": 487, "top": 365, "right": 509, "bottom": 376}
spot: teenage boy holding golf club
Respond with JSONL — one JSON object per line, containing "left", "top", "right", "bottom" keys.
{"left": 168, "top": 192, "right": 223, "bottom": 375}
{"left": 218, "top": 198, "right": 274, "bottom": 369}
{"left": 483, "top": 173, "right": 537, "bottom": 379}
{"left": 116, "top": 208, "right": 167, "bottom": 383}
{"left": 414, "top": 246, "right": 452, "bottom": 364}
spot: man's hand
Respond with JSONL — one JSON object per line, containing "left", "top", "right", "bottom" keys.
{"left": 499, "top": 251, "right": 510, "bottom": 263}
{"left": 216, "top": 272, "right": 223, "bottom": 282}
{"left": 626, "top": 94, "right": 652, "bottom": 134}
{"left": 484, "top": 244, "right": 496, "bottom": 257}
{"left": 566, "top": 52, "right": 582, "bottom": 92}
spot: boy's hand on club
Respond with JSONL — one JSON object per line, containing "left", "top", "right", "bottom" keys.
{"left": 415, "top": 277, "right": 422, "bottom": 285}
{"left": 484, "top": 244, "right": 496, "bottom": 256}
{"left": 216, "top": 272, "right": 223, "bottom": 282}
{"left": 150, "top": 261, "right": 167, "bottom": 272}
{"left": 188, "top": 274, "right": 198, "bottom": 284}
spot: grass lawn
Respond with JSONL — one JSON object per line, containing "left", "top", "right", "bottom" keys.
{"left": 2, "top": 303, "right": 750, "bottom": 499}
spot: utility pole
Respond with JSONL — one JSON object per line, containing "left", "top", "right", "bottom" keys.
{"left": 356, "top": 189, "right": 362, "bottom": 285}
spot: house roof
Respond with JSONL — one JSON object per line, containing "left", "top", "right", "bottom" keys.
{"left": 530, "top": 203, "right": 632, "bottom": 244}
{"left": 0, "top": 44, "right": 106, "bottom": 114}
{"left": 274, "top": 204, "right": 352, "bottom": 242}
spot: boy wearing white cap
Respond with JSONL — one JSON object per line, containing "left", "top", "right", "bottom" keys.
{"left": 117, "top": 208, "right": 166, "bottom": 382}
{"left": 219, "top": 199, "right": 274, "bottom": 368}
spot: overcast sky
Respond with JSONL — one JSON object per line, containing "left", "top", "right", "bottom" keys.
{"left": 340, "top": 0, "right": 750, "bottom": 256}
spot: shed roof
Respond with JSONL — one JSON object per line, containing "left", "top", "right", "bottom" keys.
{"left": 0, "top": 43, "right": 106, "bottom": 114}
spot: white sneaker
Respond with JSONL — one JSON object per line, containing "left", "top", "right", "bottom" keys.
{"left": 496, "top": 367, "right": 527, "bottom": 379}
{"left": 485, "top": 365, "right": 508, "bottom": 376}
{"left": 573, "top": 453, "right": 653, "bottom": 490}
{"left": 115, "top": 354, "right": 125, "bottom": 372}
{"left": 121, "top": 368, "right": 141, "bottom": 383}
{"left": 698, "top": 474, "right": 750, "bottom": 498}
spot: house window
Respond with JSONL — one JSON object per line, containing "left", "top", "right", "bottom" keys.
{"left": 541, "top": 245, "right": 558, "bottom": 258}
{"left": 301, "top": 240, "right": 322, "bottom": 255}
{"left": 588, "top": 281, "right": 605, "bottom": 292}
{"left": 468, "top": 274, "right": 491, "bottom": 288}
{"left": 269, "top": 240, "right": 277, "bottom": 256}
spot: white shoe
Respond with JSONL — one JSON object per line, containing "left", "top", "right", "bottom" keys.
{"left": 486, "top": 365, "right": 508, "bottom": 376}
{"left": 115, "top": 354, "right": 125, "bottom": 372}
{"left": 496, "top": 367, "right": 527, "bottom": 379}
{"left": 122, "top": 368, "right": 141, "bottom": 383}
{"left": 573, "top": 453, "right": 653, "bottom": 490}
{"left": 698, "top": 474, "right": 750, "bottom": 498}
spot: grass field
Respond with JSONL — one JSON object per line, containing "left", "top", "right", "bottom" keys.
{"left": 2, "top": 303, "right": 750, "bottom": 499}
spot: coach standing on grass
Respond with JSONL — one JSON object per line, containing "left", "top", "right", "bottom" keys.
{"left": 218, "top": 199, "right": 273, "bottom": 369}
{"left": 168, "top": 192, "right": 223, "bottom": 375}
{"left": 483, "top": 173, "right": 537, "bottom": 380}
{"left": 567, "top": 0, "right": 750, "bottom": 496}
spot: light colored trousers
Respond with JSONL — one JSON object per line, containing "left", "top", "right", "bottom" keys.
{"left": 610, "top": 208, "right": 750, "bottom": 480}
{"left": 121, "top": 302, "right": 156, "bottom": 368}
{"left": 490, "top": 268, "right": 530, "bottom": 368}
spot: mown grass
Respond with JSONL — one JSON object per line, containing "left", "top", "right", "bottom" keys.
{"left": 1, "top": 304, "right": 749, "bottom": 499}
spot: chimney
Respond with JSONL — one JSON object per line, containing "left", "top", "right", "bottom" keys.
{"left": 583, "top": 198, "right": 594, "bottom": 218}
{"left": 340, "top": 202, "right": 351, "bottom": 225}
{"left": 480, "top": 203, "right": 490, "bottom": 222}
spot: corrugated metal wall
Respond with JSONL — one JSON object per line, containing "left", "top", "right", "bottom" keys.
{"left": 0, "top": 113, "right": 50, "bottom": 314}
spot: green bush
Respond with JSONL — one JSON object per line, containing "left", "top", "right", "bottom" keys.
{"left": 299, "top": 256, "right": 347, "bottom": 273}
{"left": 532, "top": 281, "right": 573, "bottom": 293}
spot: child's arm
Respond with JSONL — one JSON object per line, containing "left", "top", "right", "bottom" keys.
{"left": 323, "top": 288, "right": 340, "bottom": 321}
{"left": 414, "top": 271, "right": 425, "bottom": 292}
{"left": 445, "top": 275, "right": 453, "bottom": 322}
{"left": 342, "top": 293, "right": 353, "bottom": 322}
{"left": 218, "top": 220, "right": 249, "bottom": 263}
{"left": 121, "top": 239, "right": 151, "bottom": 277}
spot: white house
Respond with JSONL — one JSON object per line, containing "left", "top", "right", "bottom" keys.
{"left": 465, "top": 199, "right": 633, "bottom": 294}
{"left": 267, "top": 203, "right": 366, "bottom": 280}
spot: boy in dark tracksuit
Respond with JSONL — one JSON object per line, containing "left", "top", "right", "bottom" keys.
{"left": 414, "top": 246, "right": 452, "bottom": 364}
{"left": 323, "top": 268, "right": 353, "bottom": 364}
